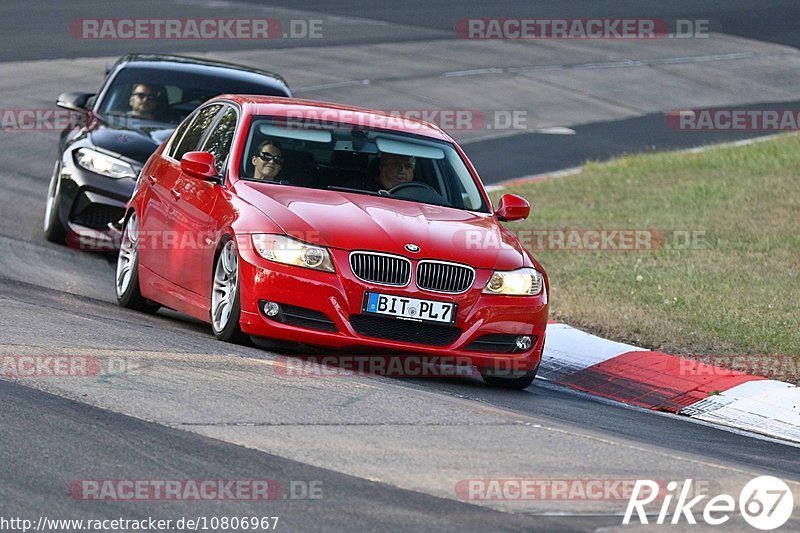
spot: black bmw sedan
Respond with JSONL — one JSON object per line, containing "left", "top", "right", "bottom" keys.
{"left": 44, "top": 53, "right": 292, "bottom": 249}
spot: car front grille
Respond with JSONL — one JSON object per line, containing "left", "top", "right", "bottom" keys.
{"left": 350, "top": 314, "right": 461, "bottom": 346}
{"left": 416, "top": 260, "right": 475, "bottom": 293}
{"left": 349, "top": 252, "right": 411, "bottom": 286}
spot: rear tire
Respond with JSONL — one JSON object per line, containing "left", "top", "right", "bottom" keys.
{"left": 480, "top": 365, "right": 538, "bottom": 390}
{"left": 115, "top": 212, "right": 160, "bottom": 313}
{"left": 211, "top": 238, "right": 247, "bottom": 343}
{"left": 43, "top": 162, "right": 68, "bottom": 244}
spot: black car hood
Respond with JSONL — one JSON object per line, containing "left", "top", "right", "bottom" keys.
{"left": 89, "top": 119, "right": 175, "bottom": 163}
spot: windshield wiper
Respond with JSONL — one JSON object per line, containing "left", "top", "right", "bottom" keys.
{"left": 327, "top": 186, "right": 390, "bottom": 197}
{"left": 245, "top": 178, "right": 291, "bottom": 185}
{"left": 327, "top": 186, "right": 458, "bottom": 209}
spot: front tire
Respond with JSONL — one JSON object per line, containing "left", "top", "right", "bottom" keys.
{"left": 43, "top": 162, "right": 68, "bottom": 243}
{"left": 115, "top": 212, "right": 160, "bottom": 313}
{"left": 211, "top": 238, "right": 246, "bottom": 343}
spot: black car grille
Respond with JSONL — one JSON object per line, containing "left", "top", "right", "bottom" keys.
{"left": 465, "top": 334, "right": 537, "bottom": 354}
{"left": 72, "top": 204, "right": 125, "bottom": 230}
{"left": 349, "top": 252, "right": 411, "bottom": 286}
{"left": 416, "top": 260, "right": 475, "bottom": 293}
{"left": 350, "top": 314, "right": 461, "bottom": 346}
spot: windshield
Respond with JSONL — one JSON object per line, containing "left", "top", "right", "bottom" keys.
{"left": 240, "top": 116, "right": 489, "bottom": 213}
{"left": 97, "top": 65, "right": 287, "bottom": 126}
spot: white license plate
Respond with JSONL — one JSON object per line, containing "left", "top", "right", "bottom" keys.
{"left": 362, "top": 292, "right": 457, "bottom": 324}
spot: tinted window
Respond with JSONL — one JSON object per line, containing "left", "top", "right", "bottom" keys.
{"left": 166, "top": 115, "right": 193, "bottom": 159}
{"left": 173, "top": 104, "right": 222, "bottom": 161}
{"left": 97, "top": 65, "right": 289, "bottom": 125}
{"left": 241, "top": 117, "right": 489, "bottom": 213}
{"left": 200, "top": 106, "right": 238, "bottom": 174}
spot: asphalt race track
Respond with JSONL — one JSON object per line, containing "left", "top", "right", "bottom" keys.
{"left": 1, "top": 2, "right": 799, "bottom": 531}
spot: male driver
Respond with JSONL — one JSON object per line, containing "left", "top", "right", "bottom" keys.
{"left": 374, "top": 153, "right": 415, "bottom": 190}
{"left": 128, "top": 83, "right": 162, "bottom": 120}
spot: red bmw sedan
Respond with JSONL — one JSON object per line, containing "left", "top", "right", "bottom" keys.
{"left": 116, "top": 96, "right": 548, "bottom": 389}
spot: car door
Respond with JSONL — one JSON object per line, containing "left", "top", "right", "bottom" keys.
{"left": 155, "top": 103, "right": 223, "bottom": 285}
{"left": 137, "top": 112, "right": 194, "bottom": 276}
{"left": 171, "top": 105, "right": 238, "bottom": 296}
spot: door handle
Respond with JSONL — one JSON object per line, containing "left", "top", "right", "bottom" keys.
{"left": 146, "top": 175, "right": 157, "bottom": 185}
{"left": 170, "top": 188, "right": 181, "bottom": 200}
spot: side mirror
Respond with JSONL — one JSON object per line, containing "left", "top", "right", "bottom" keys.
{"left": 495, "top": 194, "right": 530, "bottom": 222}
{"left": 56, "top": 92, "right": 93, "bottom": 112}
{"left": 181, "top": 151, "right": 219, "bottom": 182}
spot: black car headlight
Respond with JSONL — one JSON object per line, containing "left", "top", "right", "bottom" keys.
{"left": 483, "top": 267, "right": 543, "bottom": 296}
{"left": 251, "top": 234, "right": 335, "bottom": 273}
{"left": 75, "top": 148, "right": 138, "bottom": 179}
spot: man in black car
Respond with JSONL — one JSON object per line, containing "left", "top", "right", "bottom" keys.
{"left": 128, "top": 83, "right": 163, "bottom": 120}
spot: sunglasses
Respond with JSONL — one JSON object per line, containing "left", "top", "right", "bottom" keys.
{"left": 257, "top": 152, "right": 284, "bottom": 164}
{"left": 132, "top": 92, "right": 157, "bottom": 101}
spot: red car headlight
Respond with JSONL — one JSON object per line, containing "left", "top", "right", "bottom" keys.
{"left": 483, "top": 267, "right": 543, "bottom": 296}
{"left": 251, "top": 234, "right": 335, "bottom": 273}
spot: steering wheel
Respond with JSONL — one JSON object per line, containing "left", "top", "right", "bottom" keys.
{"left": 388, "top": 182, "right": 438, "bottom": 195}
{"left": 387, "top": 181, "right": 446, "bottom": 204}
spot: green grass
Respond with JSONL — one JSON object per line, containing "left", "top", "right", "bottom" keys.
{"left": 496, "top": 134, "right": 800, "bottom": 381}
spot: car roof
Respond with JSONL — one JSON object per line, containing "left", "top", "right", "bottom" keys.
{"left": 112, "top": 53, "right": 291, "bottom": 96}
{"left": 219, "top": 95, "right": 454, "bottom": 142}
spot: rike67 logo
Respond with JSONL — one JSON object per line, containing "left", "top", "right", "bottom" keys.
{"left": 624, "top": 476, "right": 794, "bottom": 530}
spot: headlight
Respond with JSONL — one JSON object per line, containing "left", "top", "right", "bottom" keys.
{"left": 483, "top": 267, "right": 543, "bottom": 296}
{"left": 251, "top": 234, "right": 335, "bottom": 273}
{"left": 75, "top": 148, "right": 138, "bottom": 179}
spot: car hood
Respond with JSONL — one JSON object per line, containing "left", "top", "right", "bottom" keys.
{"left": 89, "top": 119, "right": 175, "bottom": 163}
{"left": 237, "top": 183, "right": 528, "bottom": 271}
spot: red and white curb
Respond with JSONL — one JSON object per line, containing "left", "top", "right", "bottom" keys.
{"left": 541, "top": 323, "right": 800, "bottom": 444}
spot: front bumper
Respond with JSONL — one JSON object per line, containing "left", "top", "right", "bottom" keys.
{"left": 58, "top": 151, "right": 136, "bottom": 251}
{"left": 237, "top": 244, "right": 548, "bottom": 372}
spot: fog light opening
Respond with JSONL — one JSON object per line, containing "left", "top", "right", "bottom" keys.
{"left": 263, "top": 301, "right": 281, "bottom": 317}
{"left": 515, "top": 335, "right": 532, "bottom": 351}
